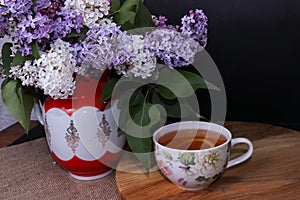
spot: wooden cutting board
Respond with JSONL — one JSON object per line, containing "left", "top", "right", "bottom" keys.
{"left": 116, "top": 121, "right": 300, "bottom": 200}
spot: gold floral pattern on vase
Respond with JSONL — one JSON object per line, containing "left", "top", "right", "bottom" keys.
{"left": 96, "top": 114, "right": 111, "bottom": 147}
{"left": 65, "top": 120, "right": 80, "bottom": 153}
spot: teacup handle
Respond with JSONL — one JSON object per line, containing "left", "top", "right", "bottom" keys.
{"left": 227, "top": 138, "right": 254, "bottom": 168}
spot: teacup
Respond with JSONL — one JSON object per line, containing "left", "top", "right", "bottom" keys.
{"left": 153, "top": 121, "right": 253, "bottom": 190}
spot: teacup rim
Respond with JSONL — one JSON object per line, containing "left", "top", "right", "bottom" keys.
{"left": 153, "top": 121, "right": 232, "bottom": 152}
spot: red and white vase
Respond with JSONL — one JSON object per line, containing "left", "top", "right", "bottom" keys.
{"left": 35, "top": 77, "right": 125, "bottom": 180}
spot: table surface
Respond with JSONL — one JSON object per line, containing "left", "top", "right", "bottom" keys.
{"left": 116, "top": 121, "right": 300, "bottom": 200}
{"left": 1, "top": 121, "right": 300, "bottom": 199}
{"left": 0, "top": 121, "right": 39, "bottom": 148}
{"left": 0, "top": 128, "right": 120, "bottom": 200}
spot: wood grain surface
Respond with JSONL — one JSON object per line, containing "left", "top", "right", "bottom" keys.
{"left": 0, "top": 121, "right": 39, "bottom": 148}
{"left": 116, "top": 121, "right": 300, "bottom": 200}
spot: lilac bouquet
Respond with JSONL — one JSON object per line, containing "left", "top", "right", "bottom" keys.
{"left": 0, "top": 0, "right": 214, "bottom": 169}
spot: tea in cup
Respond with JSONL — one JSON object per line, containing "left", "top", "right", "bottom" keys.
{"left": 153, "top": 121, "right": 253, "bottom": 190}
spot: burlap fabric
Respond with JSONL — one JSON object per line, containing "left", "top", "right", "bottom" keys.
{"left": 0, "top": 138, "right": 121, "bottom": 200}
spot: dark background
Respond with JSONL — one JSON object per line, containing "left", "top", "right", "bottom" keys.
{"left": 145, "top": 0, "right": 300, "bottom": 130}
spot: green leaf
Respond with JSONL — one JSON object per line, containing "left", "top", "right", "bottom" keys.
{"left": 31, "top": 40, "right": 40, "bottom": 59}
{"left": 110, "top": 0, "right": 120, "bottom": 12}
{"left": 11, "top": 51, "right": 34, "bottom": 66}
{"left": 115, "top": 78, "right": 146, "bottom": 108}
{"left": 117, "top": 93, "right": 166, "bottom": 171}
{"left": 155, "top": 85, "right": 176, "bottom": 100}
{"left": 117, "top": 89, "right": 163, "bottom": 135}
{"left": 114, "top": 11, "right": 137, "bottom": 28}
{"left": 114, "top": 0, "right": 153, "bottom": 30}
{"left": 118, "top": 101, "right": 164, "bottom": 138}
{"left": 178, "top": 70, "right": 220, "bottom": 91}
{"left": 126, "top": 134, "right": 152, "bottom": 153}
{"left": 114, "top": 0, "right": 140, "bottom": 29}
{"left": 126, "top": 134, "right": 154, "bottom": 170}
{"left": 118, "top": 103, "right": 129, "bottom": 131}
{"left": 152, "top": 92, "right": 204, "bottom": 119}
{"left": 1, "top": 79, "right": 34, "bottom": 133}
{"left": 117, "top": 90, "right": 133, "bottom": 110}
{"left": 129, "top": 87, "right": 144, "bottom": 106}
{"left": 157, "top": 68, "right": 195, "bottom": 98}
{"left": 130, "top": 102, "right": 151, "bottom": 126}
{"left": 134, "top": 3, "right": 153, "bottom": 28}
{"left": 66, "top": 26, "right": 89, "bottom": 38}
{"left": 1, "top": 43, "right": 13, "bottom": 76}
{"left": 98, "top": 77, "right": 118, "bottom": 103}
{"left": 151, "top": 92, "right": 181, "bottom": 118}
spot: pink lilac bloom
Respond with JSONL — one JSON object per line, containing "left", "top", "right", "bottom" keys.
{"left": 180, "top": 9, "right": 208, "bottom": 47}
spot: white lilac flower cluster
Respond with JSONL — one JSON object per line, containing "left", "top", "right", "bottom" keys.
{"left": 64, "top": 0, "right": 110, "bottom": 28}
{"left": 9, "top": 39, "right": 76, "bottom": 99}
{"left": 123, "top": 35, "right": 157, "bottom": 79}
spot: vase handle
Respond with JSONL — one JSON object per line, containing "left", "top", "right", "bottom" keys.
{"left": 34, "top": 99, "right": 45, "bottom": 125}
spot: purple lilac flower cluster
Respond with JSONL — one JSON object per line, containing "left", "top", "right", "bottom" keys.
{"left": 152, "top": 16, "right": 179, "bottom": 30}
{"left": 152, "top": 9, "right": 208, "bottom": 48}
{"left": 4, "top": 0, "right": 33, "bottom": 18}
{"left": 180, "top": 9, "right": 208, "bottom": 47}
{"left": 34, "top": 0, "right": 63, "bottom": 19}
{"left": 81, "top": 23, "right": 132, "bottom": 72}
{"left": 15, "top": 13, "right": 52, "bottom": 55}
{"left": 144, "top": 29, "right": 201, "bottom": 68}
{"left": 0, "top": 0, "right": 83, "bottom": 56}
{"left": 71, "top": 42, "right": 85, "bottom": 73}
{"left": 0, "top": 13, "right": 8, "bottom": 37}
{"left": 53, "top": 8, "right": 83, "bottom": 38}
{"left": 0, "top": 0, "right": 33, "bottom": 37}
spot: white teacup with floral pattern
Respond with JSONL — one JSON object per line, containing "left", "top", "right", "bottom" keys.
{"left": 153, "top": 121, "right": 253, "bottom": 190}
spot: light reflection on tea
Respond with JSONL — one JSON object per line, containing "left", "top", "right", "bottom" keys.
{"left": 158, "top": 129, "right": 227, "bottom": 150}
